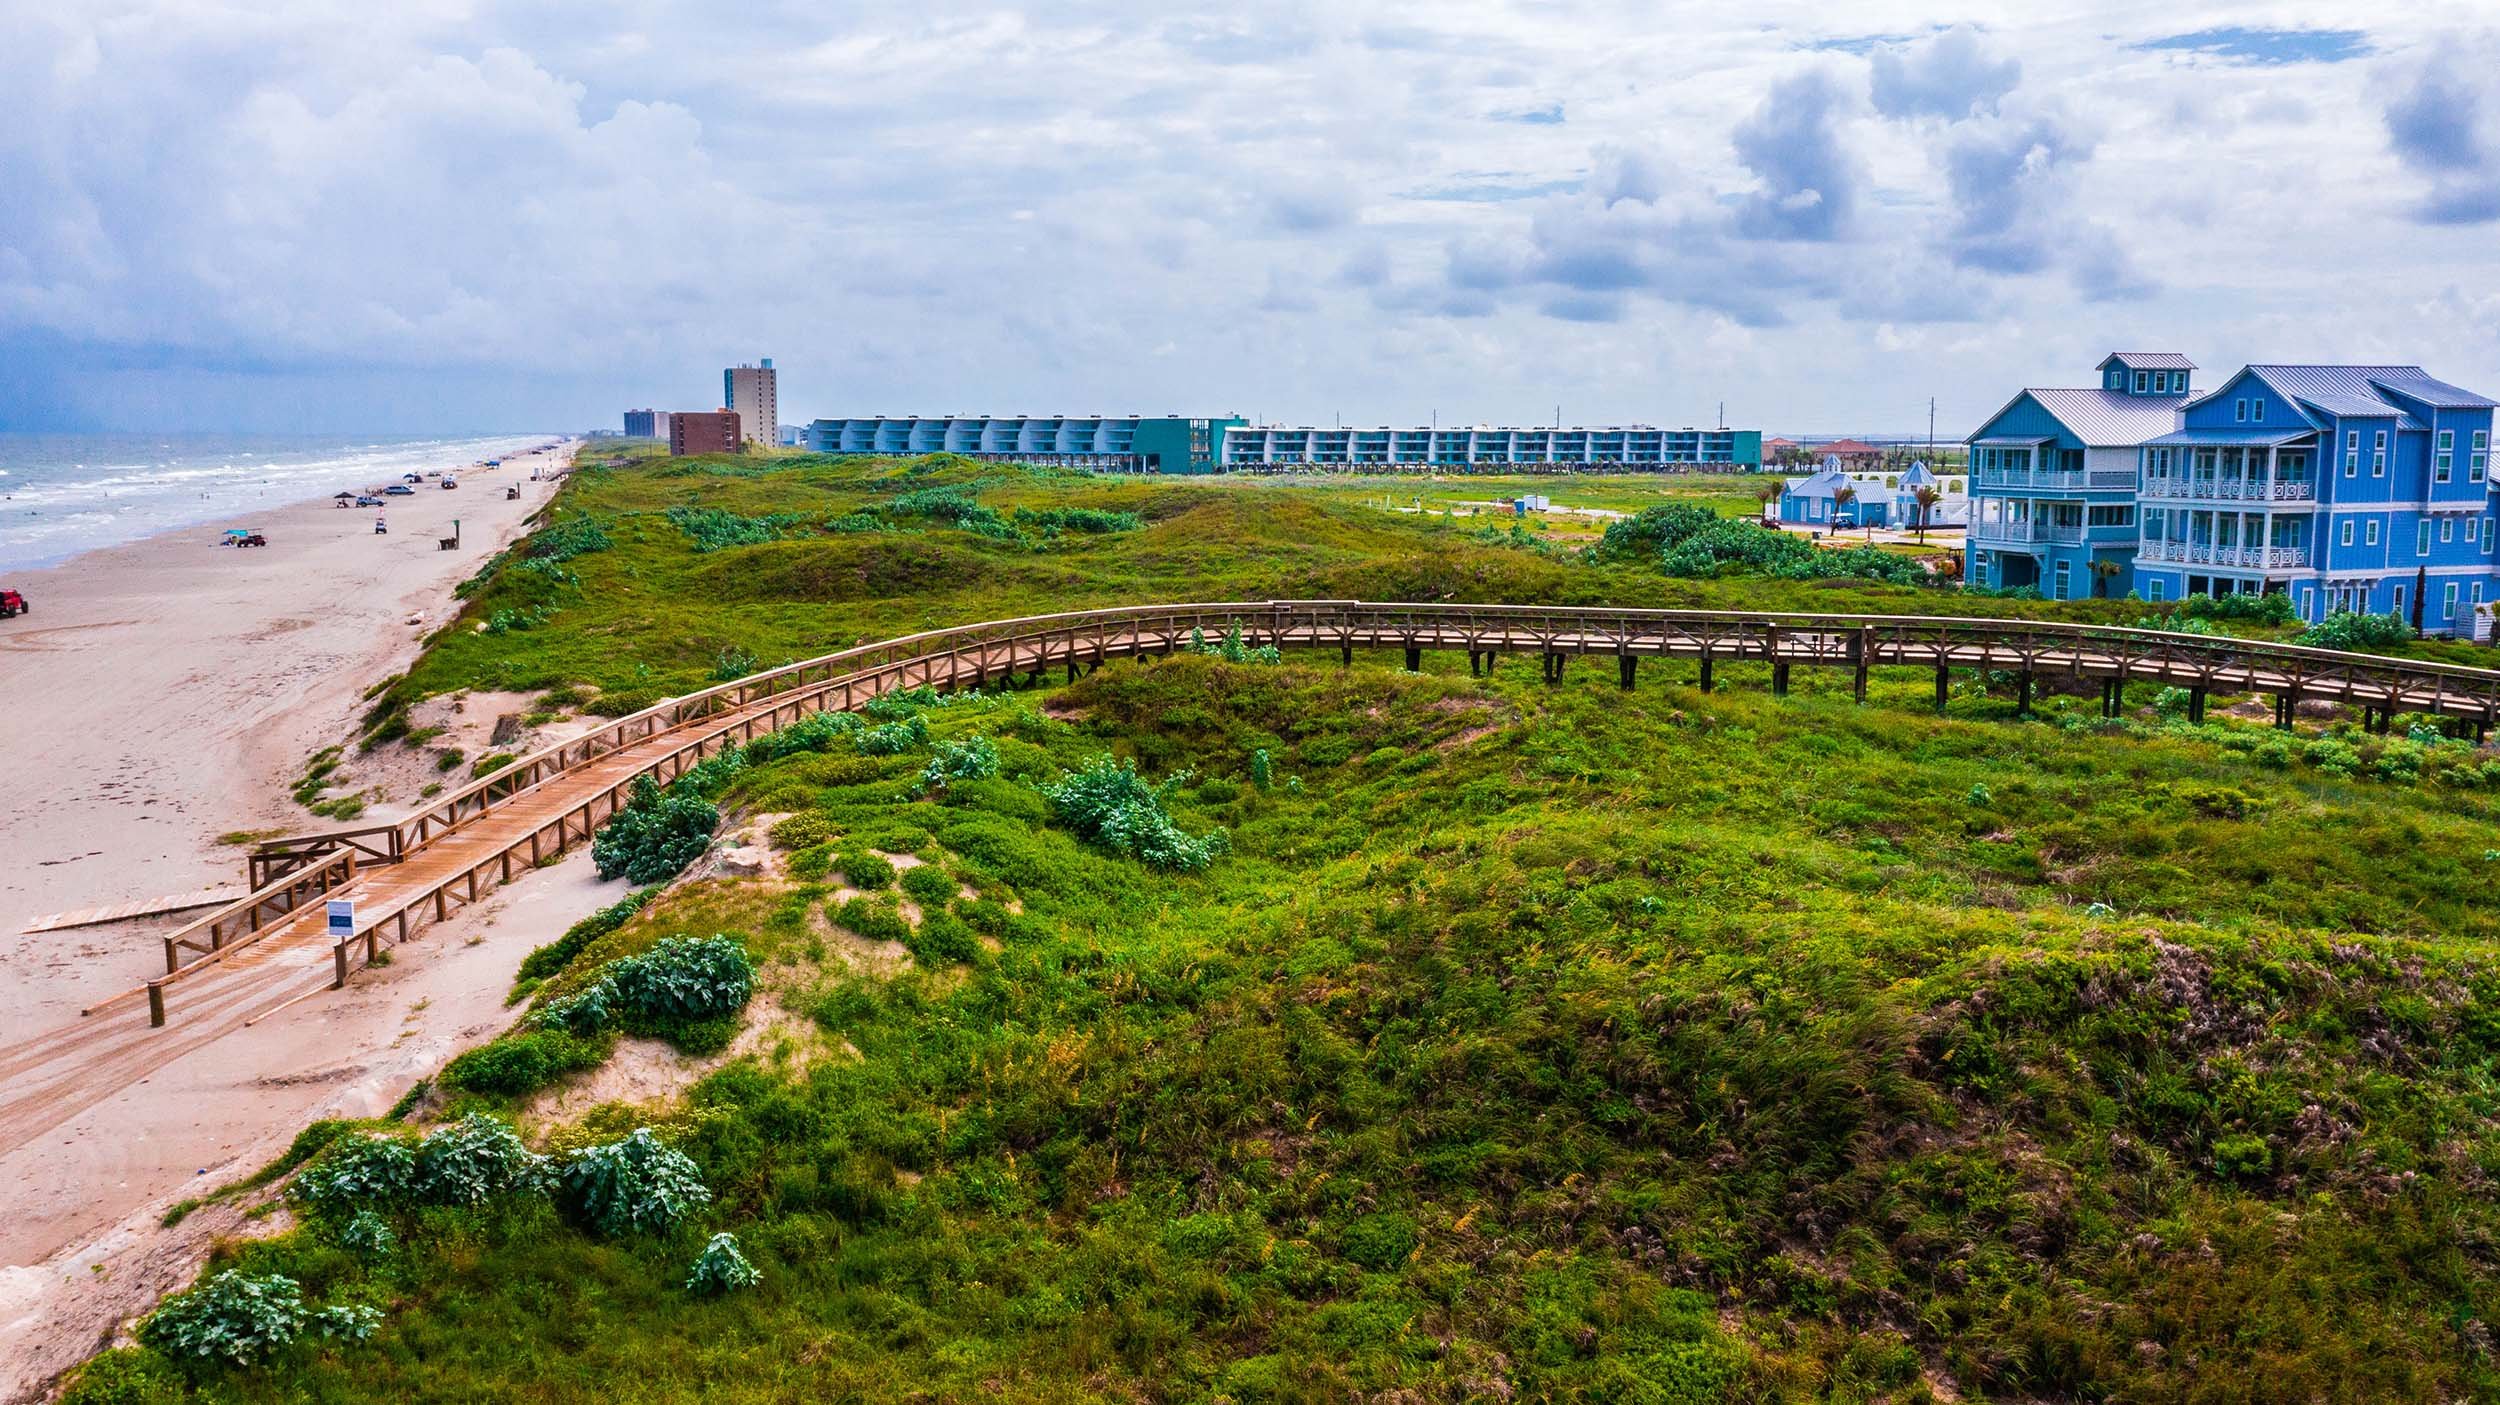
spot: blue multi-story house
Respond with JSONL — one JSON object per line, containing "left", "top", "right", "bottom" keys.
{"left": 1964, "top": 353, "right": 2190, "bottom": 599}
{"left": 2132, "top": 366, "right": 2497, "bottom": 631}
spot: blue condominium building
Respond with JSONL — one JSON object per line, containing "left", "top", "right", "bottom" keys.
{"left": 1217, "top": 424, "right": 1762, "bottom": 471}
{"left": 1965, "top": 353, "right": 2188, "bottom": 600}
{"left": 1968, "top": 353, "right": 2499, "bottom": 632}
{"left": 804, "top": 416, "right": 1244, "bottom": 474}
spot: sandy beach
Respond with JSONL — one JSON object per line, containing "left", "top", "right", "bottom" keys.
{"left": 0, "top": 440, "right": 636, "bottom": 1398}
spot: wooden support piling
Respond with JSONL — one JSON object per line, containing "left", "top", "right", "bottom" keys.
{"left": 1935, "top": 665, "right": 1950, "bottom": 713}
{"left": 1699, "top": 655, "right": 1714, "bottom": 692}
{"left": 1618, "top": 654, "right": 1637, "bottom": 690}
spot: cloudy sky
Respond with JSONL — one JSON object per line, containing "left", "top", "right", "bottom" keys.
{"left": 3, "top": 2, "right": 2498, "bottom": 437}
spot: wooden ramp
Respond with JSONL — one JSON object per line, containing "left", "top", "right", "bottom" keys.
{"left": 19, "top": 887, "right": 251, "bottom": 935}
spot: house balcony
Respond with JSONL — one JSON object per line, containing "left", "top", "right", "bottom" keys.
{"left": 2141, "top": 477, "right": 2317, "bottom": 503}
{"left": 2136, "top": 542, "right": 2309, "bottom": 570}
{"left": 1970, "top": 519, "right": 2087, "bottom": 547}
{"left": 1974, "top": 467, "right": 2137, "bottom": 492}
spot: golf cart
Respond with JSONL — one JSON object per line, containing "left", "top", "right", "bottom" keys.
{"left": 222, "top": 528, "right": 267, "bottom": 548}
{"left": 0, "top": 589, "right": 25, "bottom": 619}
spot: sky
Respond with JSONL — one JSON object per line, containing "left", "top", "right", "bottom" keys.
{"left": 3, "top": 2, "right": 2499, "bottom": 438}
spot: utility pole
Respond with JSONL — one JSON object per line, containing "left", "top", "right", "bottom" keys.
{"left": 1927, "top": 398, "right": 1936, "bottom": 460}
{"left": 1717, "top": 400, "right": 1726, "bottom": 430}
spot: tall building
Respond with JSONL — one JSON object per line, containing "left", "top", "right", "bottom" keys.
{"left": 724, "top": 360, "right": 777, "bottom": 449}
{"left": 623, "top": 409, "right": 662, "bottom": 439}
{"left": 669, "top": 410, "right": 743, "bottom": 457}
{"left": 1967, "top": 352, "right": 2499, "bottom": 630}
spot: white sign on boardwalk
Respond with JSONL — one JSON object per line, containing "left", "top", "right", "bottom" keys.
{"left": 327, "top": 900, "right": 355, "bottom": 938}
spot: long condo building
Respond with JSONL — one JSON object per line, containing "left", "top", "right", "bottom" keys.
{"left": 1967, "top": 352, "right": 2497, "bottom": 632}
{"left": 802, "top": 415, "right": 1761, "bottom": 473}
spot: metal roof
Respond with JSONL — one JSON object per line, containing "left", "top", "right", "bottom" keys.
{"left": 2194, "top": 365, "right": 2496, "bottom": 425}
{"left": 1783, "top": 469, "right": 1853, "bottom": 497}
{"left": 1972, "top": 434, "right": 2053, "bottom": 446}
{"left": 2143, "top": 428, "right": 2317, "bottom": 447}
{"left": 1897, "top": 462, "right": 1938, "bottom": 485}
{"left": 2023, "top": 389, "right": 2185, "bottom": 447}
{"left": 2098, "top": 351, "right": 2197, "bottom": 371}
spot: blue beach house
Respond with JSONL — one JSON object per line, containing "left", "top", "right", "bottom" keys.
{"left": 1779, "top": 466, "right": 1888, "bottom": 528}
{"left": 2132, "top": 365, "right": 2497, "bottom": 631}
{"left": 1965, "top": 353, "right": 2189, "bottom": 599}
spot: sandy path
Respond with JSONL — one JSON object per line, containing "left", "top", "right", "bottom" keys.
{"left": 0, "top": 440, "right": 630, "bottom": 1400}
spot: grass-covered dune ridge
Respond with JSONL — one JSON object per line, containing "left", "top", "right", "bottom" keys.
{"left": 78, "top": 646, "right": 2500, "bottom": 1402}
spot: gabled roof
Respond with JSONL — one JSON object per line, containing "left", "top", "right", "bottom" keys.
{"left": 2191, "top": 365, "right": 2493, "bottom": 428}
{"left": 2098, "top": 352, "right": 2197, "bottom": 372}
{"left": 1783, "top": 469, "right": 1853, "bottom": 497}
{"left": 1814, "top": 438, "right": 1881, "bottom": 454}
{"left": 2021, "top": 388, "right": 2183, "bottom": 448}
{"left": 2143, "top": 428, "right": 2316, "bottom": 447}
{"left": 1897, "top": 462, "right": 1938, "bottom": 486}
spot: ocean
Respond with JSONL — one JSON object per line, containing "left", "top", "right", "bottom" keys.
{"left": 0, "top": 432, "right": 563, "bottom": 571}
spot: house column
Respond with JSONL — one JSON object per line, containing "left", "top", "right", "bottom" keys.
{"left": 2266, "top": 443, "right": 2279, "bottom": 501}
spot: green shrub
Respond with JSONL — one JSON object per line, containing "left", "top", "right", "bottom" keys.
{"left": 290, "top": 1135, "right": 417, "bottom": 1218}
{"left": 685, "top": 1231, "right": 761, "bottom": 1294}
{"left": 1341, "top": 1212, "right": 1419, "bottom": 1269}
{"left": 592, "top": 775, "right": 719, "bottom": 884}
{"left": 899, "top": 863, "right": 958, "bottom": 907}
{"left": 918, "top": 734, "right": 1001, "bottom": 791}
{"left": 768, "top": 812, "right": 838, "bottom": 850}
{"left": 560, "top": 1128, "right": 712, "bottom": 1238}
{"left": 469, "top": 752, "right": 517, "bottom": 779}
{"left": 434, "top": 748, "right": 465, "bottom": 773}
{"left": 538, "top": 935, "right": 755, "bottom": 1047}
{"left": 787, "top": 844, "right": 834, "bottom": 881}
{"left": 856, "top": 715, "right": 931, "bottom": 756}
{"left": 443, "top": 1029, "right": 610, "bottom": 1096}
{"left": 58, "top": 1349, "right": 183, "bottom": 1404}
{"left": 139, "top": 1271, "right": 311, "bottom": 1364}
{"left": 338, "top": 1209, "right": 395, "bottom": 1259}
{"left": 1040, "top": 755, "right": 1229, "bottom": 871}
{"left": 835, "top": 897, "right": 912, "bottom": 945}
{"left": 836, "top": 850, "right": 896, "bottom": 889}
{"left": 906, "top": 910, "right": 982, "bottom": 967}
{"left": 414, "top": 1113, "right": 549, "bottom": 1205}
{"left": 2298, "top": 610, "right": 2413, "bottom": 651}
{"left": 666, "top": 506, "right": 810, "bottom": 552}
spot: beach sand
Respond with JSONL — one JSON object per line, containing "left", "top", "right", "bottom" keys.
{"left": 0, "top": 441, "right": 638, "bottom": 1398}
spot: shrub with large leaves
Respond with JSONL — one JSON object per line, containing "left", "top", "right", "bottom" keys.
{"left": 533, "top": 934, "right": 754, "bottom": 1045}
{"left": 137, "top": 1272, "right": 376, "bottom": 1366}
{"left": 1041, "top": 755, "right": 1228, "bottom": 871}
{"left": 289, "top": 1134, "right": 417, "bottom": 1218}
{"left": 560, "top": 1127, "right": 712, "bottom": 1237}
{"left": 414, "top": 1113, "right": 549, "bottom": 1205}
{"left": 592, "top": 774, "right": 719, "bottom": 884}
{"left": 685, "top": 1231, "right": 761, "bottom": 1294}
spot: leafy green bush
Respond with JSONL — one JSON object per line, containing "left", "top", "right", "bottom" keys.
{"left": 1341, "top": 1212, "right": 1419, "bottom": 1269}
{"left": 1041, "top": 755, "right": 1229, "bottom": 871}
{"left": 685, "top": 1231, "right": 761, "bottom": 1294}
{"left": 442, "top": 1029, "right": 610, "bottom": 1097}
{"left": 1591, "top": 504, "right": 1720, "bottom": 562}
{"left": 1014, "top": 505, "right": 1142, "bottom": 535}
{"left": 1190, "top": 625, "right": 1283, "bottom": 664}
{"left": 137, "top": 1272, "right": 376, "bottom": 1365}
{"left": 768, "top": 812, "right": 838, "bottom": 850}
{"left": 744, "top": 710, "right": 861, "bottom": 765}
{"left": 414, "top": 1114, "right": 548, "bottom": 1205}
{"left": 290, "top": 1135, "right": 417, "bottom": 1218}
{"left": 856, "top": 715, "right": 930, "bottom": 756}
{"left": 2176, "top": 591, "right": 2297, "bottom": 625}
{"left": 537, "top": 934, "right": 755, "bottom": 1049}
{"left": 834, "top": 897, "right": 912, "bottom": 945}
{"left": 516, "top": 887, "right": 657, "bottom": 982}
{"left": 2297, "top": 610, "right": 2413, "bottom": 651}
{"left": 665, "top": 506, "right": 811, "bottom": 552}
{"left": 338, "top": 1209, "right": 395, "bottom": 1259}
{"left": 592, "top": 775, "right": 719, "bottom": 884}
{"left": 918, "top": 734, "right": 1000, "bottom": 791}
{"left": 899, "top": 863, "right": 958, "bottom": 907}
{"left": 905, "top": 909, "right": 982, "bottom": 967}
{"left": 560, "top": 1128, "right": 712, "bottom": 1238}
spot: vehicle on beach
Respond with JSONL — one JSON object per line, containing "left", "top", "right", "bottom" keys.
{"left": 0, "top": 589, "right": 25, "bottom": 618}
{"left": 441, "top": 476, "right": 458, "bottom": 489}
{"left": 355, "top": 494, "right": 384, "bottom": 507}
{"left": 221, "top": 529, "right": 267, "bottom": 548}
{"left": 385, "top": 484, "right": 415, "bottom": 496}
{"left": 403, "top": 472, "right": 424, "bottom": 484}
{"left": 506, "top": 485, "right": 522, "bottom": 500}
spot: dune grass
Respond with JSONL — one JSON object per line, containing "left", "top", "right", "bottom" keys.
{"left": 71, "top": 453, "right": 2500, "bottom": 1403}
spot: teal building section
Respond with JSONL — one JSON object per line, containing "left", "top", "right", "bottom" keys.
{"left": 804, "top": 416, "right": 1245, "bottom": 473}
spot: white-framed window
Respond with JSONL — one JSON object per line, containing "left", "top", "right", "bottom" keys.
{"left": 2135, "top": 370, "right": 2150, "bottom": 393}
{"left": 2486, "top": 517, "right": 2495, "bottom": 555}
{"left": 2446, "top": 582, "right": 2461, "bottom": 620}
{"left": 2420, "top": 520, "right": 2434, "bottom": 554}
{"left": 2345, "top": 430, "right": 2359, "bottom": 476}
{"left": 2374, "top": 430, "right": 2388, "bottom": 476}
{"left": 2476, "top": 582, "right": 2488, "bottom": 610}
{"left": 2439, "top": 429, "right": 2456, "bottom": 474}
{"left": 2146, "top": 577, "right": 2166, "bottom": 602}
{"left": 2367, "top": 519, "right": 2382, "bottom": 546}
{"left": 2053, "top": 560, "right": 2072, "bottom": 600}
{"left": 2300, "top": 586, "right": 2314, "bottom": 617}
{"left": 2340, "top": 518, "right": 2356, "bottom": 547}
{"left": 2395, "top": 583, "right": 2409, "bottom": 617}
{"left": 2475, "top": 430, "right": 2490, "bottom": 480}
{"left": 2443, "top": 517, "right": 2456, "bottom": 543}
{"left": 2253, "top": 400, "right": 2265, "bottom": 422}
{"left": 2108, "top": 368, "right": 2125, "bottom": 390}
{"left": 2234, "top": 398, "right": 2249, "bottom": 422}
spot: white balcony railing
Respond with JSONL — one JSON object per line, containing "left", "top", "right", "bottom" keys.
{"left": 1970, "top": 519, "right": 2088, "bottom": 546}
{"left": 2137, "top": 542, "right": 2308, "bottom": 569}
{"left": 1975, "top": 467, "right": 2137, "bottom": 491}
{"left": 2141, "top": 477, "right": 2317, "bottom": 502}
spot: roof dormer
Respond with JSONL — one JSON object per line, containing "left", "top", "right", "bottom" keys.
{"left": 2098, "top": 352, "right": 2197, "bottom": 398}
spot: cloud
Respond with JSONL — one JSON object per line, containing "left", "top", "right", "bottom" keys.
{"left": 2385, "top": 47, "right": 2500, "bottom": 225}
{"left": 1940, "top": 112, "right": 2094, "bottom": 275}
{"left": 1731, "top": 70, "right": 1860, "bottom": 240}
{"left": 1267, "top": 189, "right": 1354, "bottom": 232}
{"left": 1870, "top": 26, "right": 2020, "bottom": 121}
{"left": 1492, "top": 102, "right": 1565, "bottom": 125}
{"left": 2135, "top": 27, "right": 2373, "bottom": 66}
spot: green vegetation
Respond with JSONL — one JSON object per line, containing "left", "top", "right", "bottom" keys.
{"left": 86, "top": 453, "right": 2500, "bottom": 1404}
{"left": 590, "top": 775, "right": 719, "bottom": 884}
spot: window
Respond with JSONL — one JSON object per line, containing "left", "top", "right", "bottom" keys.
{"left": 2053, "top": 560, "right": 2072, "bottom": 600}
{"left": 2087, "top": 505, "right": 2135, "bottom": 527}
{"left": 2440, "top": 429, "right": 2456, "bottom": 476}
{"left": 2366, "top": 519, "right": 2382, "bottom": 547}
{"left": 2420, "top": 520, "right": 2434, "bottom": 555}
{"left": 2135, "top": 370, "right": 2150, "bottom": 393}
{"left": 2144, "top": 507, "right": 2167, "bottom": 539}
{"left": 2486, "top": 518, "right": 2495, "bottom": 555}
{"left": 2234, "top": 398, "right": 2249, "bottom": 422}
{"left": 2395, "top": 583, "right": 2408, "bottom": 617}
{"left": 2253, "top": 399, "right": 2265, "bottom": 422}
{"left": 2300, "top": 586, "right": 2314, "bottom": 617}
{"left": 2475, "top": 430, "right": 2490, "bottom": 480}
{"left": 2147, "top": 578, "right": 2166, "bottom": 602}
{"left": 2108, "top": 368, "right": 2125, "bottom": 390}
{"left": 2374, "top": 429, "right": 2388, "bottom": 476}
{"left": 2345, "top": 430, "right": 2359, "bottom": 476}
{"left": 2442, "top": 581, "right": 2460, "bottom": 620}
{"left": 2443, "top": 518, "right": 2456, "bottom": 544}
{"left": 2340, "top": 518, "right": 2356, "bottom": 547}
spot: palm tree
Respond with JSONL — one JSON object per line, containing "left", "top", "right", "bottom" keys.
{"left": 1756, "top": 482, "right": 1781, "bottom": 523}
{"left": 1910, "top": 484, "right": 1941, "bottom": 543}
{"left": 1832, "top": 483, "right": 1857, "bottom": 536}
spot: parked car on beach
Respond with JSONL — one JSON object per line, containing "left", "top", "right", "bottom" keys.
{"left": 385, "top": 484, "right": 415, "bottom": 496}
{"left": 0, "top": 589, "right": 25, "bottom": 618}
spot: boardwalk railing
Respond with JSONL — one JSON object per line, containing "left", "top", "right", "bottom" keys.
{"left": 120, "top": 600, "right": 2499, "bottom": 1027}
